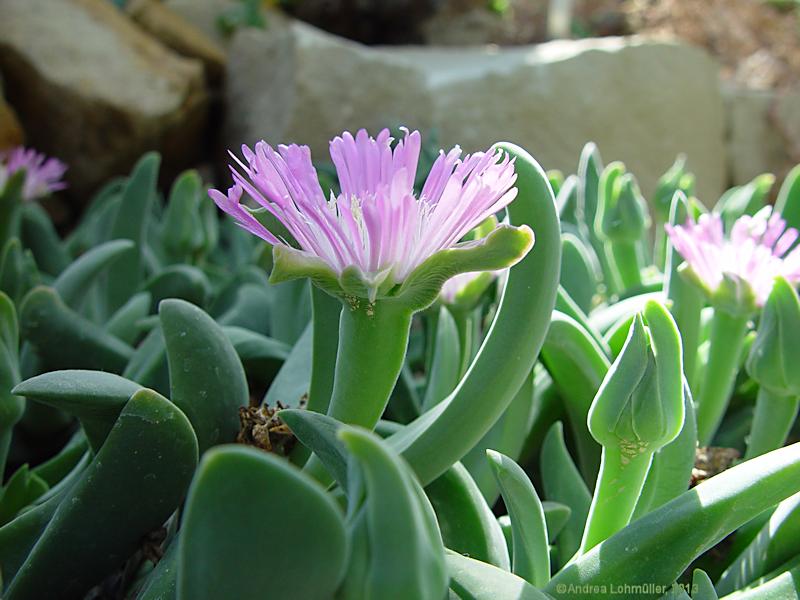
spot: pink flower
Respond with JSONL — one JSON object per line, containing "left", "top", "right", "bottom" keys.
{"left": 210, "top": 129, "right": 518, "bottom": 293}
{"left": 666, "top": 207, "right": 800, "bottom": 307}
{"left": 439, "top": 270, "right": 503, "bottom": 305}
{"left": 1, "top": 147, "right": 67, "bottom": 201}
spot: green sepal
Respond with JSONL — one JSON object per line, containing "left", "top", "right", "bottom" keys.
{"left": 271, "top": 224, "right": 533, "bottom": 311}
{"left": 746, "top": 276, "right": 800, "bottom": 396}
{"left": 392, "top": 223, "right": 533, "bottom": 312}
{"left": 269, "top": 244, "right": 342, "bottom": 297}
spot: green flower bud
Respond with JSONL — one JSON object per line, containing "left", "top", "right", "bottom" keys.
{"left": 596, "top": 164, "right": 650, "bottom": 244}
{"left": 588, "top": 300, "right": 684, "bottom": 457}
{"left": 746, "top": 277, "right": 800, "bottom": 396}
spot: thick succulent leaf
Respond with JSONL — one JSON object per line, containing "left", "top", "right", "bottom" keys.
{"left": 0, "top": 466, "right": 48, "bottom": 526}
{"left": 547, "top": 442, "right": 800, "bottom": 597}
{"left": 461, "top": 368, "right": 536, "bottom": 505}
{"left": 691, "top": 569, "right": 718, "bottom": 600}
{"left": 105, "top": 291, "right": 152, "bottom": 345}
{"left": 487, "top": 450, "right": 550, "bottom": 586}
{"left": 0, "top": 292, "right": 21, "bottom": 474}
{"left": 633, "top": 386, "right": 697, "bottom": 518}
{"left": 388, "top": 142, "right": 561, "bottom": 486}
{"left": 445, "top": 551, "right": 552, "bottom": 600}
{"left": 425, "top": 462, "right": 510, "bottom": 570}
{"left": 144, "top": 265, "right": 211, "bottom": 312}
{"left": 264, "top": 323, "right": 312, "bottom": 409}
{"left": 178, "top": 445, "right": 346, "bottom": 600}
{"left": 0, "top": 239, "right": 39, "bottom": 306}
{"left": 269, "top": 278, "right": 312, "bottom": 346}
{"left": 106, "top": 152, "right": 160, "bottom": 314}
{"left": 339, "top": 427, "right": 448, "bottom": 600}
{"left": 280, "top": 408, "right": 349, "bottom": 492}
{"left": 52, "top": 239, "right": 134, "bottom": 311}
{"left": 19, "top": 286, "right": 133, "bottom": 373}
{"left": 123, "top": 325, "right": 170, "bottom": 395}
{"left": 421, "top": 306, "right": 461, "bottom": 412}
{"left": 540, "top": 422, "right": 592, "bottom": 568}
{"left": 160, "top": 299, "right": 248, "bottom": 454}
{"left": 561, "top": 233, "right": 600, "bottom": 313}
{"left": 223, "top": 326, "right": 290, "bottom": 384}
{"left": 717, "top": 491, "right": 800, "bottom": 594}
{"left": 162, "top": 169, "right": 204, "bottom": 262}
{"left": 541, "top": 310, "right": 608, "bottom": 480}
{"left": 19, "top": 202, "right": 70, "bottom": 277}
{"left": 0, "top": 453, "right": 90, "bottom": 585}
{"left": 6, "top": 389, "right": 197, "bottom": 600}
{"left": 775, "top": 163, "right": 800, "bottom": 232}
{"left": 13, "top": 370, "right": 142, "bottom": 453}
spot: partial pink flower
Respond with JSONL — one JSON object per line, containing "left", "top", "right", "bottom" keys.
{"left": 439, "top": 270, "right": 503, "bottom": 305}
{"left": 210, "top": 128, "right": 518, "bottom": 287}
{"left": 1, "top": 147, "right": 67, "bottom": 201}
{"left": 666, "top": 207, "right": 800, "bottom": 306}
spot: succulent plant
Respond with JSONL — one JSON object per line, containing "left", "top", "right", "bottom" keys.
{"left": 0, "top": 133, "right": 799, "bottom": 600}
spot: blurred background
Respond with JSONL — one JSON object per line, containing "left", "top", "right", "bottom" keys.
{"left": 1, "top": 0, "right": 798, "bottom": 225}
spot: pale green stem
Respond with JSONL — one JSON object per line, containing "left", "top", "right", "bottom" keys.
{"left": 696, "top": 310, "right": 749, "bottom": 446}
{"left": 579, "top": 447, "right": 653, "bottom": 553}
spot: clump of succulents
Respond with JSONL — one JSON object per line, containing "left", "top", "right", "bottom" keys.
{"left": 1, "top": 130, "right": 800, "bottom": 600}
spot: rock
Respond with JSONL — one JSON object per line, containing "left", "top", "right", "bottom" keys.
{"left": 0, "top": 0, "right": 209, "bottom": 198}
{"left": 725, "top": 84, "right": 800, "bottom": 186}
{"left": 0, "top": 91, "right": 24, "bottom": 151}
{"left": 127, "top": 0, "right": 227, "bottom": 86}
{"left": 225, "top": 24, "right": 726, "bottom": 203}
{"left": 164, "top": 0, "right": 242, "bottom": 46}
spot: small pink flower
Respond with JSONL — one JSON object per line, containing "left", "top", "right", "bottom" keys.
{"left": 210, "top": 128, "right": 518, "bottom": 293}
{"left": 1, "top": 147, "right": 67, "bottom": 201}
{"left": 666, "top": 207, "right": 800, "bottom": 307}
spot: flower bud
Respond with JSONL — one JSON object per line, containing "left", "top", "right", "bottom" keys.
{"left": 746, "top": 276, "right": 800, "bottom": 396}
{"left": 588, "top": 300, "right": 684, "bottom": 457}
{"left": 596, "top": 164, "right": 649, "bottom": 244}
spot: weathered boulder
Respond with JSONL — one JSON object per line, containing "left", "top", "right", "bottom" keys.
{"left": 725, "top": 84, "right": 800, "bottom": 186}
{"left": 225, "top": 23, "right": 726, "bottom": 203}
{"left": 0, "top": 0, "right": 209, "bottom": 198}
{"left": 127, "top": 0, "right": 227, "bottom": 86}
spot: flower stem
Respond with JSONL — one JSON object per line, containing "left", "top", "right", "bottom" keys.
{"left": 450, "top": 308, "right": 475, "bottom": 378}
{"left": 326, "top": 299, "right": 413, "bottom": 429}
{"left": 696, "top": 310, "right": 750, "bottom": 445}
{"left": 745, "top": 388, "right": 800, "bottom": 459}
{"left": 580, "top": 447, "right": 654, "bottom": 553}
{"left": 610, "top": 241, "right": 643, "bottom": 291}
